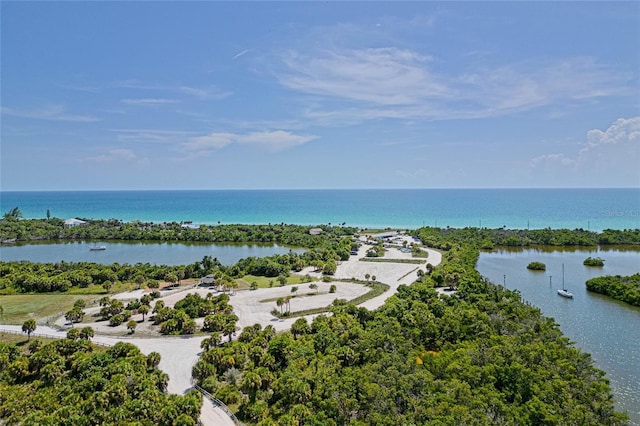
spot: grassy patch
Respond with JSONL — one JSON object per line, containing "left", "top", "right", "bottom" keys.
{"left": 360, "top": 228, "right": 400, "bottom": 234}
{"left": 398, "top": 267, "right": 420, "bottom": 281}
{"left": 236, "top": 274, "right": 315, "bottom": 290}
{"left": 272, "top": 281, "right": 389, "bottom": 319}
{"left": 0, "top": 332, "right": 59, "bottom": 349}
{"left": 259, "top": 292, "right": 323, "bottom": 304}
{"left": 0, "top": 332, "right": 109, "bottom": 353}
{"left": 0, "top": 294, "right": 99, "bottom": 324}
{"left": 359, "top": 258, "right": 426, "bottom": 264}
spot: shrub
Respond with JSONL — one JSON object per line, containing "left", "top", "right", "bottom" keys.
{"left": 109, "top": 314, "right": 125, "bottom": 327}
{"left": 584, "top": 257, "right": 605, "bottom": 267}
{"left": 527, "top": 261, "right": 546, "bottom": 271}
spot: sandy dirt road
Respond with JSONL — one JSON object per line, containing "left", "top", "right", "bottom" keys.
{"left": 2, "top": 236, "right": 441, "bottom": 426}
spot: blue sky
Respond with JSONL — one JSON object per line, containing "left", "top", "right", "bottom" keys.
{"left": 1, "top": 1, "right": 639, "bottom": 190}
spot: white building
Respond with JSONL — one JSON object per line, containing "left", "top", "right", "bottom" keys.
{"left": 64, "top": 218, "right": 87, "bottom": 227}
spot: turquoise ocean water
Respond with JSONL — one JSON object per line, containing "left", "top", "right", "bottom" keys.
{"left": 1, "top": 188, "right": 639, "bottom": 230}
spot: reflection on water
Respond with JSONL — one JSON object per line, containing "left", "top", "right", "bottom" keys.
{"left": 477, "top": 247, "right": 640, "bottom": 425}
{"left": 0, "top": 240, "right": 303, "bottom": 266}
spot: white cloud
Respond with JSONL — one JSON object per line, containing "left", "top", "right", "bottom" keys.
{"left": 576, "top": 117, "right": 640, "bottom": 179}
{"left": 273, "top": 45, "right": 632, "bottom": 123}
{"left": 1, "top": 105, "right": 101, "bottom": 122}
{"left": 83, "top": 148, "right": 139, "bottom": 163}
{"left": 233, "top": 49, "right": 251, "bottom": 59}
{"left": 114, "top": 81, "right": 231, "bottom": 100}
{"left": 111, "top": 129, "right": 196, "bottom": 143}
{"left": 184, "top": 130, "right": 317, "bottom": 154}
{"left": 177, "top": 85, "right": 231, "bottom": 100}
{"left": 530, "top": 153, "right": 575, "bottom": 168}
{"left": 530, "top": 117, "right": 640, "bottom": 186}
{"left": 121, "top": 98, "right": 180, "bottom": 105}
{"left": 279, "top": 47, "right": 445, "bottom": 106}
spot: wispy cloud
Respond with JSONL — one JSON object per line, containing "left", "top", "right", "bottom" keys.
{"left": 1, "top": 105, "right": 101, "bottom": 122}
{"left": 279, "top": 47, "right": 443, "bottom": 106}
{"left": 111, "top": 128, "right": 196, "bottom": 143}
{"left": 184, "top": 130, "right": 317, "bottom": 154}
{"left": 83, "top": 148, "right": 140, "bottom": 163}
{"left": 121, "top": 98, "right": 181, "bottom": 106}
{"left": 233, "top": 49, "right": 251, "bottom": 59}
{"left": 114, "top": 80, "right": 231, "bottom": 100}
{"left": 274, "top": 46, "right": 632, "bottom": 123}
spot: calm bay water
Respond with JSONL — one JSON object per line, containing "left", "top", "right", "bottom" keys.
{"left": 477, "top": 248, "right": 640, "bottom": 424}
{"left": 0, "top": 241, "right": 301, "bottom": 266}
{"left": 2, "top": 188, "right": 639, "bottom": 230}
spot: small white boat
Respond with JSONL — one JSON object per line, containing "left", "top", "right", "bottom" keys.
{"left": 557, "top": 288, "right": 573, "bottom": 298}
{"left": 89, "top": 245, "right": 106, "bottom": 251}
{"left": 557, "top": 264, "right": 573, "bottom": 298}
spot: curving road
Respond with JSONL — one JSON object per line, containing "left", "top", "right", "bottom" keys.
{"left": 1, "top": 238, "right": 440, "bottom": 426}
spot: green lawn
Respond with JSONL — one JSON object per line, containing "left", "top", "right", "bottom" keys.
{"left": 0, "top": 294, "right": 100, "bottom": 324}
{"left": 359, "top": 258, "right": 426, "bottom": 264}
{"left": 0, "top": 331, "right": 59, "bottom": 348}
{"left": 236, "top": 274, "right": 317, "bottom": 290}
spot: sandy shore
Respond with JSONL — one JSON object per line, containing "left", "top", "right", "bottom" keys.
{"left": 3, "top": 234, "right": 441, "bottom": 426}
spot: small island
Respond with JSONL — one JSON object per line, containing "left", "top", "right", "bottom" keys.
{"left": 586, "top": 273, "right": 640, "bottom": 306}
{"left": 527, "top": 261, "right": 546, "bottom": 271}
{"left": 583, "top": 257, "right": 605, "bottom": 267}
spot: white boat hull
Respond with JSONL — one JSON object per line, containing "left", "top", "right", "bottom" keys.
{"left": 557, "top": 289, "right": 573, "bottom": 298}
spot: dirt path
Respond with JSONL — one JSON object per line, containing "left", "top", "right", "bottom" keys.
{"left": 2, "top": 237, "right": 441, "bottom": 426}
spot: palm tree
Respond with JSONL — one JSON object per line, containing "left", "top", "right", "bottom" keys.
{"left": 228, "top": 280, "right": 238, "bottom": 295}
{"left": 22, "top": 318, "right": 37, "bottom": 341}
{"left": 309, "top": 283, "right": 318, "bottom": 294}
{"left": 3, "top": 206, "right": 23, "bottom": 220}
{"left": 165, "top": 272, "right": 178, "bottom": 288}
{"left": 291, "top": 318, "right": 310, "bottom": 339}
{"left": 134, "top": 275, "right": 146, "bottom": 290}
{"left": 241, "top": 371, "right": 263, "bottom": 402}
{"left": 138, "top": 304, "right": 150, "bottom": 321}
{"left": 201, "top": 332, "right": 221, "bottom": 351}
{"left": 153, "top": 300, "right": 165, "bottom": 314}
{"left": 223, "top": 322, "right": 236, "bottom": 342}
{"left": 79, "top": 327, "right": 94, "bottom": 340}
{"left": 291, "top": 286, "right": 299, "bottom": 296}
{"left": 127, "top": 320, "right": 137, "bottom": 334}
{"left": 276, "top": 297, "right": 285, "bottom": 314}
{"left": 146, "top": 352, "right": 161, "bottom": 369}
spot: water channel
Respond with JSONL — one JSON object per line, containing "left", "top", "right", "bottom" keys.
{"left": 477, "top": 247, "right": 640, "bottom": 424}
{"left": 0, "top": 240, "right": 303, "bottom": 266}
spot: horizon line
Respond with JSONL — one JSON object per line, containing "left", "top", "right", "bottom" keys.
{"left": 1, "top": 186, "right": 639, "bottom": 193}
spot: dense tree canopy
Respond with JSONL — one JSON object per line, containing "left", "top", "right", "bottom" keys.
{"left": 414, "top": 226, "right": 640, "bottom": 250}
{"left": 193, "top": 243, "right": 628, "bottom": 425}
{"left": 1, "top": 221, "right": 636, "bottom": 424}
{"left": 0, "top": 340, "right": 201, "bottom": 425}
{"left": 586, "top": 273, "right": 640, "bottom": 306}
{"left": 0, "top": 218, "right": 357, "bottom": 247}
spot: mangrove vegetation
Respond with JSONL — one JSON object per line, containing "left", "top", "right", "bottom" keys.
{"left": 586, "top": 273, "right": 640, "bottom": 307}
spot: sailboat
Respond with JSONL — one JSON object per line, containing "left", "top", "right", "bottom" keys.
{"left": 557, "top": 264, "right": 573, "bottom": 298}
